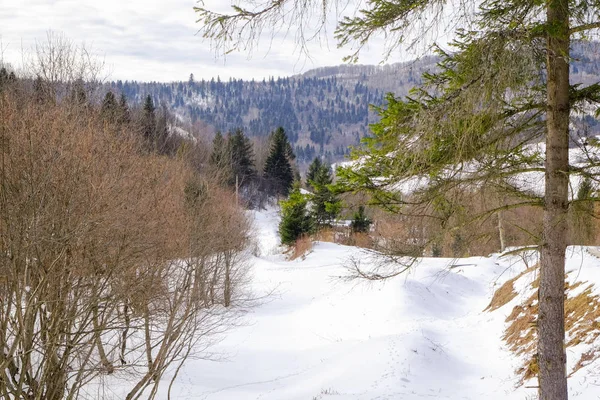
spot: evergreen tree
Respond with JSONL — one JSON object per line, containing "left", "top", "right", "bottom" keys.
{"left": 306, "top": 157, "right": 322, "bottom": 190}
{"left": 33, "top": 76, "right": 50, "bottom": 104}
{"left": 210, "top": 131, "right": 228, "bottom": 169}
{"left": 101, "top": 91, "right": 118, "bottom": 122}
{"left": 309, "top": 163, "right": 341, "bottom": 227}
{"left": 142, "top": 95, "right": 156, "bottom": 143}
{"left": 0, "top": 68, "right": 15, "bottom": 92}
{"left": 154, "top": 105, "right": 171, "bottom": 154}
{"left": 227, "top": 128, "right": 256, "bottom": 187}
{"left": 69, "top": 80, "right": 87, "bottom": 108}
{"left": 350, "top": 205, "right": 372, "bottom": 233}
{"left": 571, "top": 178, "right": 596, "bottom": 244}
{"left": 0, "top": 68, "right": 8, "bottom": 92}
{"left": 263, "top": 127, "right": 295, "bottom": 197}
{"left": 279, "top": 184, "right": 313, "bottom": 245}
{"left": 118, "top": 94, "right": 131, "bottom": 125}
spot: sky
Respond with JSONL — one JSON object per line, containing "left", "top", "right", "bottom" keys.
{"left": 0, "top": 0, "right": 417, "bottom": 82}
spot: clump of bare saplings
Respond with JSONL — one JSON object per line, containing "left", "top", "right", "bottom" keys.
{"left": 0, "top": 70, "right": 251, "bottom": 398}
{"left": 350, "top": 181, "right": 598, "bottom": 258}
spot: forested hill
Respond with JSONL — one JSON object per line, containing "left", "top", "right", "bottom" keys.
{"left": 107, "top": 56, "right": 435, "bottom": 163}
{"left": 108, "top": 42, "right": 600, "bottom": 164}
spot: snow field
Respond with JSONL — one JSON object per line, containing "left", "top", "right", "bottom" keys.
{"left": 157, "top": 210, "right": 600, "bottom": 400}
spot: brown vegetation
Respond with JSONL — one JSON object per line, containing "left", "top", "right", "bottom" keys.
{"left": 0, "top": 63, "right": 251, "bottom": 399}
{"left": 289, "top": 235, "right": 313, "bottom": 260}
{"left": 489, "top": 267, "right": 600, "bottom": 384}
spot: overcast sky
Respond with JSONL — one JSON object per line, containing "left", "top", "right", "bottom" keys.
{"left": 0, "top": 0, "right": 418, "bottom": 82}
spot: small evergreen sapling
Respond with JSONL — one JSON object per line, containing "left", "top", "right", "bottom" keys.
{"left": 306, "top": 157, "right": 322, "bottom": 190}
{"left": 279, "top": 184, "right": 313, "bottom": 245}
{"left": 309, "top": 163, "right": 341, "bottom": 228}
{"left": 350, "top": 205, "right": 372, "bottom": 233}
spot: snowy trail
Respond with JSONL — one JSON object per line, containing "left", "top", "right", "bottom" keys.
{"left": 157, "top": 209, "right": 600, "bottom": 400}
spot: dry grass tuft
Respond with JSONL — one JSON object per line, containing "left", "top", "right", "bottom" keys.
{"left": 485, "top": 279, "right": 518, "bottom": 311}
{"left": 289, "top": 235, "right": 313, "bottom": 260}
{"left": 491, "top": 265, "right": 600, "bottom": 384}
{"left": 485, "top": 264, "right": 538, "bottom": 312}
{"left": 315, "top": 228, "right": 336, "bottom": 243}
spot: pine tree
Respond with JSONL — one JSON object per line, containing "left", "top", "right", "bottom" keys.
{"left": 279, "top": 184, "right": 313, "bottom": 245}
{"left": 263, "top": 127, "right": 295, "bottom": 197}
{"left": 142, "top": 95, "right": 156, "bottom": 143}
{"left": 309, "top": 163, "right": 341, "bottom": 228}
{"left": 0, "top": 68, "right": 15, "bottom": 92}
{"left": 33, "top": 76, "right": 50, "bottom": 104}
{"left": 101, "top": 91, "right": 118, "bottom": 122}
{"left": 306, "top": 157, "right": 322, "bottom": 190}
{"left": 118, "top": 94, "right": 131, "bottom": 125}
{"left": 0, "top": 68, "right": 8, "bottom": 92}
{"left": 154, "top": 105, "right": 170, "bottom": 154}
{"left": 210, "top": 131, "right": 228, "bottom": 169}
{"left": 69, "top": 80, "right": 87, "bottom": 108}
{"left": 227, "top": 129, "right": 256, "bottom": 188}
{"left": 571, "top": 178, "right": 596, "bottom": 244}
{"left": 351, "top": 205, "right": 372, "bottom": 233}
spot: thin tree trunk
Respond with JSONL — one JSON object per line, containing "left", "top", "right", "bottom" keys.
{"left": 497, "top": 211, "right": 506, "bottom": 253}
{"left": 539, "top": 1, "right": 570, "bottom": 399}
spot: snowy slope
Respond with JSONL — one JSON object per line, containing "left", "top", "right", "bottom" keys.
{"left": 152, "top": 209, "right": 600, "bottom": 400}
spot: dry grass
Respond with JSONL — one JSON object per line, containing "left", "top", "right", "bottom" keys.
{"left": 485, "top": 279, "right": 518, "bottom": 312}
{"left": 289, "top": 235, "right": 313, "bottom": 260}
{"left": 347, "top": 232, "right": 373, "bottom": 248}
{"left": 485, "top": 264, "right": 538, "bottom": 312}
{"left": 313, "top": 228, "right": 375, "bottom": 250}
{"left": 490, "top": 265, "right": 600, "bottom": 384}
{"left": 315, "top": 228, "right": 336, "bottom": 243}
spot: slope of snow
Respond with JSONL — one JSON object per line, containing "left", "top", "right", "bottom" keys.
{"left": 152, "top": 209, "right": 600, "bottom": 400}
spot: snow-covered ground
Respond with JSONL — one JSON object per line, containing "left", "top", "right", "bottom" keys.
{"left": 153, "top": 209, "right": 600, "bottom": 400}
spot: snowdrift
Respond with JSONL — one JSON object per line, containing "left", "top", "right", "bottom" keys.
{"left": 147, "top": 209, "right": 600, "bottom": 400}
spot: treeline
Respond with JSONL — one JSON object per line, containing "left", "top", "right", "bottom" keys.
{"left": 207, "top": 125, "right": 299, "bottom": 207}
{"left": 108, "top": 72, "right": 385, "bottom": 163}
{"left": 0, "top": 41, "right": 253, "bottom": 399}
{"left": 107, "top": 41, "right": 600, "bottom": 166}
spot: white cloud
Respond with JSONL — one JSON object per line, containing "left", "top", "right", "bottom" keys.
{"left": 0, "top": 0, "right": 428, "bottom": 82}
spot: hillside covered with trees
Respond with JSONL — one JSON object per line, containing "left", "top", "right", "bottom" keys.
{"left": 110, "top": 41, "right": 600, "bottom": 166}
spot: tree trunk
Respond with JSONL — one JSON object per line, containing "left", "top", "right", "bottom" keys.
{"left": 539, "top": 1, "right": 570, "bottom": 399}
{"left": 497, "top": 211, "right": 506, "bottom": 253}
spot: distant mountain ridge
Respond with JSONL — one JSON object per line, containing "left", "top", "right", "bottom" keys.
{"left": 109, "top": 42, "right": 600, "bottom": 164}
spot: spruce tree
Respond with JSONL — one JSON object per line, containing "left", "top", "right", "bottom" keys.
{"left": 309, "top": 163, "right": 341, "bottom": 228}
{"left": 351, "top": 205, "right": 372, "bottom": 233}
{"left": 0, "top": 68, "right": 8, "bottom": 92}
{"left": 154, "top": 105, "right": 170, "bottom": 154}
{"left": 279, "top": 184, "right": 312, "bottom": 245}
{"left": 306, "top": 157, "right": 322, "bottom": 190}
{"left": 227, "top": 129, "right": 256, "bottom": 188}
{"left": 210, "top": 131, "right": 228, "bottom": 169}
{"left": 69, "top": 80, "right": 87, "bottom": 108}
{"left": 118, "top": 94, "right": 131, "bottom": 124}
{"left": 33, "top": 76, "right": 49, "bottom": 104}
{"left": 0, "top": 68, "right": 15, "bottom": 92}
{"left": 263, "top": 127, "right": 295, "bottom": 197}
{"left": 101, "top": 91, "right": 118, "bottom": 122}
{"left": 142, "top": 95, "right": 156, "bottom": 143}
